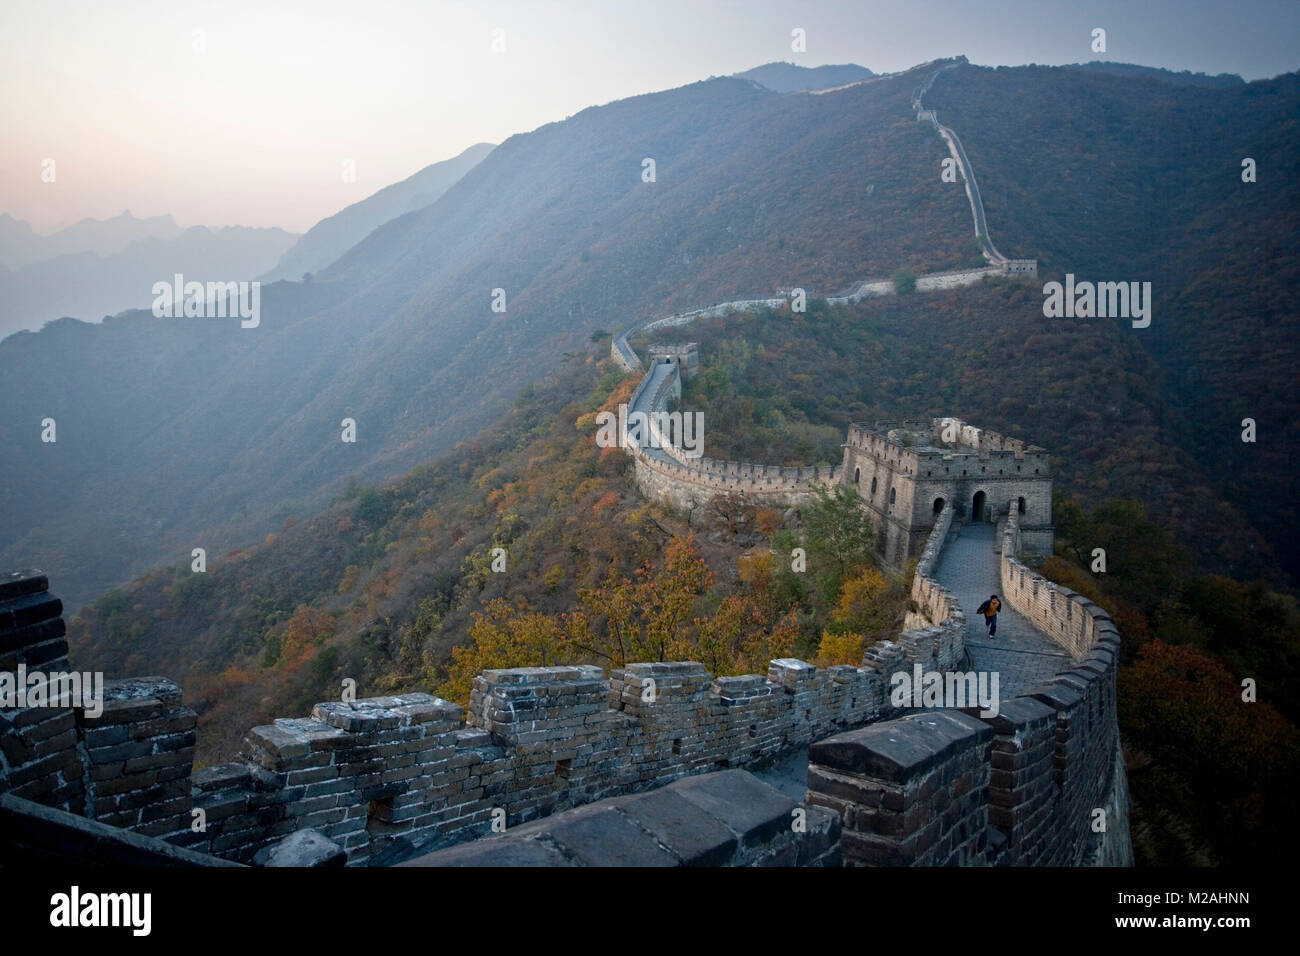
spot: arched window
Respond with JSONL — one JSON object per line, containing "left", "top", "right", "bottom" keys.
{"left": 871, "top": 476, "right": 878, "bottom": 495}
{"left": 889, "top": 487, "right": 896, "bottom": 504}
{"left": 1018, "top": 496, "right": 1026, "bottom": 515}
{"left": 854, "top": 467, "right": 861, "bottom": 486}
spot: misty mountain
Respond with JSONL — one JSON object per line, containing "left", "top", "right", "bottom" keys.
{"left": 735, "top": 61, "right": 874, "bottom": 92}
{"left": 0, "top": 225, "right": 299, "bottom": 340}
{"left": 0, "top": 61, "right": 973, "bottom": 613}
{"left": 0, "top": 210, "right": 184, "bottom": 270}
{"left": 260, "top": 142, "right": 495, "bottom": 283}
{"left": 2, "top": 57, "right": 1298, "bottom": 617}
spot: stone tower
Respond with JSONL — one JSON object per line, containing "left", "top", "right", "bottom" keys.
{"left": 839, "top": 418, "right": 1053, "bottom": 570}
{"left": 647, "top": 342, "right": 700, "bottom": 379}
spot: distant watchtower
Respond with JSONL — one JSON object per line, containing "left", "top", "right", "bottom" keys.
{"left": 840, "top": 418, "right": 1053, "bottom": 570}
{"left": 648, "top": 342, "right": 700, "bottom": 379}
{"left": 1002, "top": 259, "right": 1038, "bottom": 277}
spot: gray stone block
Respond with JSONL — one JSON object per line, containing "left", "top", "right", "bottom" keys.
{"left": 613, "top": 787, "right": 737, "bottom": 866}
{"left": 253, "top": 828, "right": 348, "bottom": 867}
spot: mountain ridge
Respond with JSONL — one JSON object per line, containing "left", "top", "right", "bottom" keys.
{"left": 2, "top": 58, "right": 1296, "bottom": 615}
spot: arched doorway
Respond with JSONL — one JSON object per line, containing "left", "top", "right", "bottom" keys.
{"left": 1018, "top": 496, "right": 1026, "bottom": 515}
{"left": 933, "top": 496, "right": 945, "bottom": 515}
{"left": 972, "top": 490, "right": 986, "bottom": 523}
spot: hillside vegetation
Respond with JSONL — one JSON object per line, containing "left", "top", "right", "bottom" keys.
{"left": 1, "top": 62, "right": 969, "bottom": 614}
{"left": 929, "top": 63, "right": 1300, "bottom": 581}
{"left": 71, "top": 341, "right": 905, "bottom": 766}
{"left": 675, "top": 283, "right": 1279, "bottom": 582}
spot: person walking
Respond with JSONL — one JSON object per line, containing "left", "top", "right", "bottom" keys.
{"left": 976, "top": 594, "right": 1000, "bottom": 638}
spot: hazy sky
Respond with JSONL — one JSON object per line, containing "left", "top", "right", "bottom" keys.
{"left": 3, "top": 0, "right": 1297, "bottom": 234}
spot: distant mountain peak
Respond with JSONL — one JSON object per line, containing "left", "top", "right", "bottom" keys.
{"left": 733, "top": 61, "right": 875, "bottom": 93}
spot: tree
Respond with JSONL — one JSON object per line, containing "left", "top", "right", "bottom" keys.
{"left": 280, "top": 605, "right": 336, "bottom": 665}
{"left": 892, "top": 267, "right": 917, "bottom": 294}
{"left": 830, "top": 567, "right": 896, "bottom": 641}
{"left": 815, "top": 630, "right": 864, "bottom": 667}
{"left": 438, "top": 598, "right": 568, "bottom": 704}
{"left": 704, "top": 492, "right": 757, "bottom": 535}
{"left": 802, "top": 483, "right": 876, "bottom": 601}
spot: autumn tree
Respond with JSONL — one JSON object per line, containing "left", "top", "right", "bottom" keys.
{"left": 703, "top": 492, "right": 757, "bottom": 535}
{"left": 830, "top": 567, "right": 900, "bottom": 642}
{"left": 801, "top": 483, "right": 876, "bottom": 601}
{"left": 437, "top": 598, "right": 569, "bottom": 704}
{"left": 279, "top": 605, "right": 336, "bottom": 665}
{"left": 815, "top": 630, "right": 864, "bottom": 668}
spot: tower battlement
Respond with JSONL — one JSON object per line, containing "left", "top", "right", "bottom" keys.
{"left": 842, "top": 418, "right": 1054, "bottom": 569}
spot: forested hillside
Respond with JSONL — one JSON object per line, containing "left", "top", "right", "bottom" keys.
{"left": 71, "top": 340, "right": 905, "bottom": 768}
{"left": 68, "top": 289, "right": 1299, "bottom": 865}
{"left": 675, "top": 283, "right": 1279, "bottom": 583}
{"left": 1, "top": 62, "right": 970, "bottom": 614}
{"left": 928, "top": 63, "right": 1300, "bottom": 581}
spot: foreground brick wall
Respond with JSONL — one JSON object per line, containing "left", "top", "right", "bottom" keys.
{"left": 0, "top": 570, "right": 83, "bottom": 815}
{"left": 2, "top": 492, "right": 1129, "bottom": 866}
{"left": 0, "top": 572, "right": 201, "bottom": 846}
{"left": 1, "top": 499, "right": 971, "bottom": 865}
{"left": 805, "top": 505, "right": 1133, "bottom": 866}
{"left": 402, "top": 769, "right": 841, "bottom": 867}
{"left": 79, "top": 677, "right": 197, "bottom": 838}
{"left": 182, "top": 645, "right": 951, "bottom": 865}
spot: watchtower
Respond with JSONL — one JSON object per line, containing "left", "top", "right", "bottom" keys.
{"left": 840, "top": 417, "right": 1053, "bottom": 570}
{"left": 647, "top": 342, "right": 700, "bottom": 379}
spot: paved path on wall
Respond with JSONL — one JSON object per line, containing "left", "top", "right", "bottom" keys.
{"left": 932, "top": 523, "right": 1070, "bottom": 698}
{"left": 628, "top": 358, "right": 678, "bottom": 463}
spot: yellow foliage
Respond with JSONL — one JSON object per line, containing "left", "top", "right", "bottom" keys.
{"left": 281, "top": 605, "right": 336, "bottom": 664}
{"left": 337, "top": 565, "right": 362, "bottom": 594}
{"left": 755, "top": 509, "right": 785, "bottom": 535}
{"left": 833, "top": 567, "right": 894, "bottom": 639}
{"left": 437, "top": 598, "right": 568, "bottom": 706}
{"left": 737, "top": 550, "right": 773, "bottom": 589}
{"left": 815, "top": 630, "right": 864, "bottom": 668}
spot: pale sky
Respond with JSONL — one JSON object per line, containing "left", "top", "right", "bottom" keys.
{"left": 2, "top": 0, "right": 1296, "bottom": 234}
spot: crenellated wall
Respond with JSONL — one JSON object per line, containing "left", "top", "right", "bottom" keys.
{"left": 634, "top": 452, "right": 841, "bottom": 511}
{"left": 0, "top": 478, "right": 1129, "bottom": 868}
{"left": 0, "top": 510, "right": 970, "bottom": 866}
{"left": 804, "top": 503, "right": 1132, "bottom": 866}
{"left": 0, "top": 504, "right": 969, "bottom": 866}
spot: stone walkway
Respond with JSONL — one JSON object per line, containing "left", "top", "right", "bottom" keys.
{"left": 932, "top": 522, "right": 1070, "bottom": 698}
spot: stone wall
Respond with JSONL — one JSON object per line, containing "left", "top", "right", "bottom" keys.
{"left": 1, "top": 522, "right": 967, "bottom": 865}
{"left": 1, "top": 483, "right": 1128, "bottom": 867}
{"left": 79, "top": 677, "right": 197, "bottom": 838}
{"left": 401, "top": 768, "right": 842, "bottom": 867}
{"left": 0, "top": 570, "right": 84, "bottom": 816}
{"left": 804, "top": 503, "right": 1133, "bottom": 866}
{"left": 634, "top": 452, "right": 841, "bottom": 512}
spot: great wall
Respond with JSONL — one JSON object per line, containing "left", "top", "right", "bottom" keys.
{"left": 0, "top": 57, "right": 1131, "bottom": 867}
